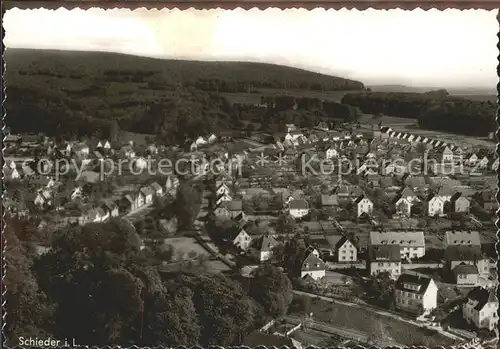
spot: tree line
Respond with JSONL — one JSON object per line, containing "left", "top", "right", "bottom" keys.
{"left": 341, "top": 90, "right": 496, "bottom": 136}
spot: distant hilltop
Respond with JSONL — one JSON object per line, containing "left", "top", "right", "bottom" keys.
{"left": 5, "top": 48, "right": 366, "bottom": 92}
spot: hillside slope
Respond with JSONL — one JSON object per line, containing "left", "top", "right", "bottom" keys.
{"left": 4, "top": 49, "right": 365, "bottom": 140}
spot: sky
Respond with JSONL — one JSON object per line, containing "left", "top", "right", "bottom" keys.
{"left": 3, "top": 8, "right": 498, "bottom": 89}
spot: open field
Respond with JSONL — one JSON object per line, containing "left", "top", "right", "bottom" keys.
{"left": 289, "top": 296, "right": 459, "bottom": 347}
{"left": 163, "top": 237, "right": 211, "bottom": 259}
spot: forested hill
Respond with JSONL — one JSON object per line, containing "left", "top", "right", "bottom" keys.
{"left": 4, "top": 49, "right": 365, "bottom": 141}
{"left": 5, "top": 49, "right": 365, "bottom": 92}
{"left": 342, "top": 90, "right": 497, "bottom": 137}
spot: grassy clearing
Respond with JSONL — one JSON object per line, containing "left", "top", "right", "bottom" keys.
{"left": 290, "top": 296, "right": 459, "bottom": 347}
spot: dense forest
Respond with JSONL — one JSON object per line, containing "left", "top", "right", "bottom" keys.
{"left": 4, "top": 49, "right": 366, "bottom": 142}
{"left": 4, "top": 215, "right": 294, "bottom": 347}
{"left": 5, "top": 49, "right": 365, "bottom": 141}
{"left": 341, "top": 90, "right": 496, "bottom": 136}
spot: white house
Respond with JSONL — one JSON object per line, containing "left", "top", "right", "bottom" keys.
{"left": 326, "top": 235, "right": 357, "bottom": 262}
{"left": 34, "top": 190, "right": 52, "bottom": 208}
{"left": 216, "top": 192, "right": 233, "bottom": 206}
{"left": 463, "top": 287, "right": 498, "bottom": 332}
{"left": 425, "top": 194, "right": 444, "bottom": 217}
{"left": 133, "top": 157, "right": 149, "bottom": 170}
{"left": 208, "top": 134, "right": 217, "bottom": 144}
{"left": 215, "top": 182, "right": 231, "bottom": 197}
{"left": 443, "top": 231, "right": 481, "bottom": 248}
{"left": 300, "top": 252, "right": 326, "bottom": 280}
{"left": 250, "top": 234, "right": 279, "bottom": 262}
{"left": 394, "top": 273, "right": 438, "bottom": 315}
{"left": 103, "top": 140, "right": 111, "bottom": 149}
{"left": 150, "top": 182, "right": 164, "bottom": 197}
{"left": 228, "top": 228, "right": 252, "bottom": 251}
{"left": 354, "top": 195, "right": 373, "bottom": 217}
{"left": 70, "top": 186, "right": 83, "bottom": 200}
{"left": 140, "top": 186, "right": 154, "bottom": 206}
{"left": 368, "top": 245, "right": 402, "bottom": 279}
{"left": 369, "top": 231, "right": 426, "bottom": 259}
{"left": 195, "top": 136, "right": 207, "bottom": 146}
{"left": 325, "top": 147, "right": 339, "bottom": 159}
{"left": 288, "top": 199, "right": 309, "bottom": 219}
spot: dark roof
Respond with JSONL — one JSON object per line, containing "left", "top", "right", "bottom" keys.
{"left": 368, "top": 245, "right": 401, "bottom": 262}
{"left": 242, "top": 332, "right": 300, "bottom": 348}
{"left": 452, "top": 263, "right": 479, "bottom": 276}
{"left": 250, "top": 234, "right": 279, "bottom": 252}
{"left": 321, "top": 194, "right": 338, "bottom": 206}
{"left": 222, "top": 200, "right": 243, "bottom": 211}
{"left": 301, "top": 252, "right": 326, "bottom": 271}
{"left": 395, "top": 273, "right": 433, "bottom": 294}
{"left": 444, "top": 245, "right": 482, "bottom": 262}
{"left": 289, "top": 199, "right": 309, "bottom": 210}
{"left": 465, "top": 287, "right": 498, "bottom": 311}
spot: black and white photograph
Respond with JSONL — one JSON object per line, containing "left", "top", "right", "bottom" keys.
{"left": 2, "top": 7, "right": 499, "bottom": 348}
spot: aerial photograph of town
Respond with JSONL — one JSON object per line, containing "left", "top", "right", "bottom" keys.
{"left": 2, "top": 7, "right": 499, "bottom": 349}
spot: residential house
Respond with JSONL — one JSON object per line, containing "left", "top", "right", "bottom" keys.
{"left": 300, "top": 252, "right": 326, "bottom": 280}
{"left": 453, "top": 264, "right": 479, "bottom": 286}
{"left": 140, "top": 186, "right": 154, "bottom": 206}
{"left": 216, "top": 191, "right": 233, "bottom": 205}
{"left": 72, "top": 142, "right": 90, "bottom": 158}
{"left": 70, "top": 186, "right": 83, "bottom": 200}
{"left": 166, "top": 175, "right": 180, "bottom": 192}
{"left": 394, "top": 273, "right": 438, "bottom": 315}
{"left": 133, "top": 157, "right": 149, "bottom": 170}
{"left": 195, "top": 136, "right": 207, "bottom": 146}
{"left": 34, "top": 190, "right": 52, "bottom": 208}
{"left": 150, "top": 182, "right": 164, "bottom": 197}
{"left": 208, "top": 134, "right": 217, "bottom": 144}
{"left": 321, "top": 194, "right": 339, "bottom": 208}
{"left": 120, "top": 145, "right": 136, "bottom": 159}
{"left": 326, "top": 235, "right": 358, "bottom": 262}
{"left": 443, "top": 230, "right": 481, "bottom": 248}
{"left": 285, "top": 130, "right": 304, "bottom": 143}
{"left": 354, "top": 195, "right": 373, "bottom": 217}
{"left": 3, "top": 167, "right": 21, "bottom": 180}
{"left": 444, "top": 245, "right": 489, "bottom": 276}
{"left": 121, "top": 193, "right": 141, "bottom": 212}
{"left": 467, "top": 153, "right": 479, "bottom": 166}
{"left": 463, "top": 287, "right": 498, "bottom": 332}
{"left": 423, "top": 193, "right": 444, "bottom": 217}
{"left": 215, "top": 182, "right": 231, "bottom": 197}
{"left": 325, "top": 146, "right": 339, "bottom": 159}
{"left": 435, "top": 186, "right": 454, "bottom": 203}
{"left": 189, "top": 141, "right": 198, "bottom": 152}
{"left": 393, "top": 187, "right": 419, "bottom": 216}
{"left": 233, "top": 212, "right": 248, "bottom": 227}
{"left": 451, "top": 194, "right": 470, "bottom": 214}
{"left": 368, "top": 245, "right": 402, "bottom": 279}
{"left": 101, "top": 200, "right": 119, "bottom": 218}
{"left": 369, "top": 231, "right": 425, "bottom": 259}
{"left": 288, "top": 199, "right": 309, "bottom": 219}
{"left": 215, "top": 200, "right": 243, "bottom": 219}
{"left": 226, "top": 228, "right": 252, "bottom": 251}
{"left": 316, "top": 121, "right": 329, "bottom": 131}
{"left": 249, "top": 234, "right": 280, "bottom": 262}
{"left": 103, "top": 140, "right": 111, "bottom": 150}
{"left": 438, "top": 146, "right": 454, "bottom": 163}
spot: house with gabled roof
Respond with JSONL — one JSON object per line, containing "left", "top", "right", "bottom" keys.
{"left": 444, "top": 244, "right": 489, "bottom": 276}
{"left": 325, "top": 234, "right": 357, "bottom": 263}
{"left": 463, "top": 287, "right": 498, "bottom": 332}
{"left": 450, "top": 194, "right": 470, "bottom": 213}
{"left": 140, "top": 186, "right": 154, "bottom": 205}
{"left": 423, "top": 193, "right": 444, "bottom": 217}
{"left": 300, "top": 252, "right": 326, "bottom": 280}
{"left": 288, "top": 199, "right": 309, "bottom": 219}
{"left": 150, "top": 182, "right": 163, "bottom": 197}
{"left": 354, "top": 195, "right": 373, "bottom": 217}
{"left": 215, "top": 192, "right": 233, "bottom": 206}
{"left": 214, "top": 200, "right": 243, "bottom": 219}
{"left": 368, "top": 245, "right": 402, "bottom": 279}
{"left": 394, "top": 273, "right": 438, "bottom": 315}
{"left": 370, "top": 231, "right": 425, "bottom": 259}
{"left": 250, "top": 234, "right": 280, "bottom": 262}
{"left": 101, "top": 200, "right": 119, "bottom": 218}
{"left": 225, "top": 228, "right": 252, "bottom": 251}
{"left": 453, "top": 264, "right": 479, "bottom": 286}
